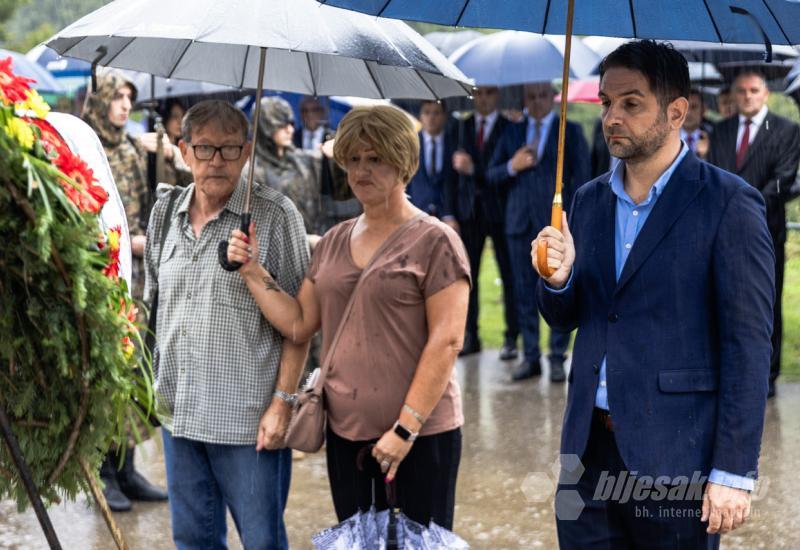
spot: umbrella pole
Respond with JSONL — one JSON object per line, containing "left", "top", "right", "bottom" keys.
{"left": 218, "top": 46, "right": 266, "bottom": 271}
{"left": 536, "top": 0, "right": 574, "bottom": 278}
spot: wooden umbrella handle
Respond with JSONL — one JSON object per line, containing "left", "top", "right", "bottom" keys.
{"left": 538, "top": 0, "right": 574, "bottom": 280}
{"left": 536, "top": 196, "right": 562, "bottom": 278}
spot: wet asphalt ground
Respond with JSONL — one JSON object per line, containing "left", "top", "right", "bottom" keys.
{"left": 1, "top": 352, "right": 799, "bottom": 549}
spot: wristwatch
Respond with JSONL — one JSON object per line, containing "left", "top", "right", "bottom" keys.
{"left": 393, "top": 420, "right": 419, "bottom": 442}
{"left": 273, "top": 389, "right": 298, "bottom": 407}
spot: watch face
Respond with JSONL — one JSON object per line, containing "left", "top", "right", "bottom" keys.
{"left": 394, "top": 423, "right": 412, "bottom": 441}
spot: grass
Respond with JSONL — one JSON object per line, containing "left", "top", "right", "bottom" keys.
{"left": 477, "top": 235, "right": 800, "bottom": 380}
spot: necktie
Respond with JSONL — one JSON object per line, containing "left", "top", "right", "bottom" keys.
{"left": 476, "top": 117, "right": 486, "bottom": 152}
{"left": 529, "top": 119, "right": 542, "bottom": 159}
{"left": 429, "top": 138, "right": 437, "bottom": 177}
{"left": 686, "top": 134, "right": 695, "bottom": 152}
{"left": 736, "top": 119, "right": 752, "bottom": 170}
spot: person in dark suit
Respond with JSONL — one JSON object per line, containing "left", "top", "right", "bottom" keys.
{"left": 293, "top": 96, "right": 331, "bottom": 151}
{"left": 707, "top": 70, "right": 800, "bottom": 398}
{"left": 590, "top": 117, "right": 612, "bottom": 179}
{"left": 487, "top": 82, "right": 590, "bottom": 383}
{"left": 536, "top": 40, "right": 774, "bottom": 548}
{"left": 681, "top": 89, "right": 714, "bottom": 159}
{"left": 408, "top": 100, "right": 458, "bottom": 229}
{"left": 449, "top": 86, "right": 519, "bottom": 360}
{"left": 293, "top": 96, "right": 358, "bottom": 232}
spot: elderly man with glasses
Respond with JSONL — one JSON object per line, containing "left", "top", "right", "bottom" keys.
{"left": 143, "top": 100, "right": 310, "bottom": 549}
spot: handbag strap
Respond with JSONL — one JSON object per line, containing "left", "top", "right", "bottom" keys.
{"left": 310, "top": 212, "right": 427, "bottom": 395}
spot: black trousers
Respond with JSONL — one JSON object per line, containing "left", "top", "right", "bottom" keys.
{"left": 460, "top": 209, "right": 518, "bottom": 344}
{"left": 556, "top": 412, "right": 720, "bottom": 549}
{"left": 326, "top": 426, "right": 461, "bottom": 529}
{"left": 771, "top": 237, "right": 785, "bottom": 382}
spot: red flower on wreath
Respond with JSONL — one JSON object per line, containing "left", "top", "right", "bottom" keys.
{"left": 118, "top": 298, "right": 139, "bottom": 359}
{"left": 27, "top": 117, "right": 70, "bottom": 158}
{"left": 100, "top": 225, "right": 122, "bottom": 279}
{"left": 0, "top": 57, "right": 35, "bottom": 105}
{"left": 23, "top": 117, "right": 109, "bottom": 214}
{"left": 53, "top": 147, "right": 108, "bottom": 214}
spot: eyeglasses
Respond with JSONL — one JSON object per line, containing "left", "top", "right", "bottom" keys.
{"left": 188, "top": 143, "right": 245, "bottom": 161}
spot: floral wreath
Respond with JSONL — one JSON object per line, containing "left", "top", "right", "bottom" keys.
{"left": 0, "top": 56, "right": 153, "bottom": 507}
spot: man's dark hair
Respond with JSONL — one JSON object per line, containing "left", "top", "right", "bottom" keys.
{"left": 733, "top": 69, "right": 768, "bottom": 88}
{"left": 689, "top": 88, "right": 704, "bottom": 105}
{"left": 599, "top": 40, "right": 690, "bottom": 109}
{"left": 181, "top": 100, "right": 249, "bottom": 143}
{"left": 419, "top": 99, "right": 447, "bottom": 114}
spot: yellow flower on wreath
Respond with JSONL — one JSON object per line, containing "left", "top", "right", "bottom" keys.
{"left": 5, "top": 116, "right": 35, "bottom": 150}
{"left": 22, "top": 89, "right": 50, "bottom": 119}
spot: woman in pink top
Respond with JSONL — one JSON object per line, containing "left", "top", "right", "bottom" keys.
{"left": 225, "top": 105, "right": 470, "bottom": 529}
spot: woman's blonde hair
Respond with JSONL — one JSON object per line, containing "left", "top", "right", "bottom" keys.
{"left": 333, "top": 105, "right": 420, "bottom": 184}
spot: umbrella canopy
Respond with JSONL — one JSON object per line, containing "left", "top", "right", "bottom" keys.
{"left": 0, "top": 49, "right": 64, "bottom": 94}
{"left": 717, "top": 59, "right": 796, "bottom": 86}
{"left": 27, "top": 44, "right": 91, "bottom": 78}
{"left": 46, "top": 0, "right": 472, "bottom": 100}
{"left": 449, "top": 31, "right": 599, "bottom": 86}
{"left": 582, "top": 35, "right": 798, "bottom": 65}
{"left": 424, "top": 30, "right": 484, "bottom": 57}
{"left": 28, "top": 45, "right": 242, "bottom": 103}
{"left": 320, "top": 0, "right": 800, "bottom": 46}
{"left": 555, "top": 79, "right": 599, "bottom": 104}
{"left": 124, "top": 71, "right": 243, "bottom": 104}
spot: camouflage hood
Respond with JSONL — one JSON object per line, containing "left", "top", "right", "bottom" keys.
{"left": 82, "top": 70, "right": 138, "bottom": 148}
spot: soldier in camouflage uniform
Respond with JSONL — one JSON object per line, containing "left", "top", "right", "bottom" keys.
{"left": 83, "top": 71, "right": 192, "bottom": 302}
{"left": 82, "top": 71, "right": 169, "bottom": 512}
{"left": 249, "top": 96, "right": 326, "bottom": 237}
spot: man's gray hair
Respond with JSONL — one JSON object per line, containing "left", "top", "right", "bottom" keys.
{"left": 181, "top": 100, "right": 249, "bottom": 143}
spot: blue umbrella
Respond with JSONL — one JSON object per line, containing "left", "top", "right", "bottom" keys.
{"left": 322, "top": 0, "right": 800, "bottom": 275}
{"left": 26, "top": 44, "right": 91, "bottom": 94}
{"left": 27, "top": 44, "right": 92, "bottom": 78}
{"left": 0, "top": 48, "right": 64, "bottom": 94}
{"left": 320, "top": 0, "right": 800, "bottom": 46}
{"left": 449, "top": 31, "right": 600, "bottom": 86}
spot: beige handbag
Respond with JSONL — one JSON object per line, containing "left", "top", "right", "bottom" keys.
{"left": 284, "top": 213, "right": 426, "bottom": 452}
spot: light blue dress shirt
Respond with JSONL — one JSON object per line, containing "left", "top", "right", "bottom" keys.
{"left": 548, "top": 142, "right": 753, "bottom": 491}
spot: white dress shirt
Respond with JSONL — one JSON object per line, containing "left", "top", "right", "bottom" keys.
{"left": 736, "top": 105, "right": 769, "bottom": 151}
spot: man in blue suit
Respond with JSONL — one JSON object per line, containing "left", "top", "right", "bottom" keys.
{"left": 535, "top": 40, "right": 774, "bottom": 548}
{"left": 408, "top": 100, "right": 458, "bottom": 230}
{"left": 487, "top": 82, "right": 590, "bottom": 382}
{"left": 450, "top": 86, "right": 519, "bottom": 360}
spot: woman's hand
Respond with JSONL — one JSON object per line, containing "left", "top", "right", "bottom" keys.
{"left": 372, "top": 429, "right": 413, "bottom": 482}
{"left": 227, "top": 223, "right": 261, "bottom": 278}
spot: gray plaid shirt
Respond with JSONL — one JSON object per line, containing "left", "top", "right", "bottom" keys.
{"left": 144, "top": 180, "right": 309, "bottom": 445}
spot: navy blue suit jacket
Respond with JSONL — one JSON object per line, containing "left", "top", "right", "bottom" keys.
{"left": 487, "top": 117, "right": 590, "bottom": 236}
{"left": 537, "top": 152, "right": 775, "bottom": 480}
{"left": 408, "top": 132, "right": 455, "bottom": 219}
{"left": 448, "top": 114, "right": 511, "bottom": 223}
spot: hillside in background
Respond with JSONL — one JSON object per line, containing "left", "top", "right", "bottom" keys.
{"left": 0, "top": 0, "right": 108, "bottom": 52}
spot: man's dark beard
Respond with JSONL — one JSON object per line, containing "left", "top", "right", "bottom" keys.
{"left": 605, "top": 111, "right": 670, "bottom": 163}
